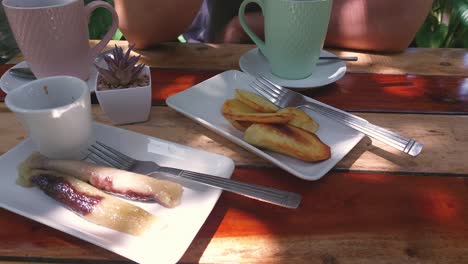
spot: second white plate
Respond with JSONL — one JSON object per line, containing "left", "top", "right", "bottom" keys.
{"left": 167, "top": 70, "right": 364, "bottom": 181}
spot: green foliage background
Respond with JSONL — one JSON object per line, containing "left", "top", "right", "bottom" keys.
{"left": 85, "top": 0, "right": 123, "bottom": 40}
{"left": 415, "top": 0, "right": 468, "bottom": 48}
{"left": 0, "top": 0, "right": 18, "bottom": 64}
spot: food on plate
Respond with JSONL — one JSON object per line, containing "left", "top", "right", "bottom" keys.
{"left": 221, "top": 98, "right": 257, "bottom": 115}
{"left": 243, "top": 124, "right": 331, "bottom": 162}
{"left": 18, "top": 158, "right": 162, "bottom": 236}
{"left": 277, "top": 107, "right": 319, "bottom": 133}
{"left": 225, "top": 117, "right": 253, "bottom": 131}
{"left": 222, "top": 97, "right": 293, "bottom": 128}
{"left": 224, "top": 112, "right": 294, "bottom": 124}
{"left": 221, "top": 98, "right": 255, "bottom": 130}
{"left": 234, "top": 89, "right": 279, "bottom": 113}
{"left": 221, "top": 89, "right": 331, "bottom": 162}
{"left": 24, "top": 152, "right": 183, "bottom": 208}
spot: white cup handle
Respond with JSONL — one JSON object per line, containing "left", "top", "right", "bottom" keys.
{"left": 239, "top": 0, "right": 266, "bottom": 53}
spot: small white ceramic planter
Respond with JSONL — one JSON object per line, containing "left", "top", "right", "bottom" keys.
{"left": 95, "top": 66, "right": 151, "bottom": 125}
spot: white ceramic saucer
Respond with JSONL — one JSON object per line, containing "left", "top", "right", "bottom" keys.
{"left": 239, "top": 48, "right": 347, "bottom": 89}
{"left": 0, "top": 61, "right": 99, "bottom": 94}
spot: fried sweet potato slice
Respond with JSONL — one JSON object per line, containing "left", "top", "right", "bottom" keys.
{"left": 277, "top": 107, "right": 319, "bottom": 133}
{"left": 222, "top": 98, "right": 291, "bottom": 128}
{"left": 225, "top": 117, "right": 253, "bottom": 131}
{"left": 224, "top": 112, "right": 293, "bottom": 124}
{"left": 221, "top": 99, "right": 255, "bottom": 131}
{"left": 243, "top": 124, "right": 331, "bottom": 162}
{"left": 221, "top": 98, "right": 257, "bottom": 115}
{"left": 234, "top": 89, "right": 279, "bottom": 113}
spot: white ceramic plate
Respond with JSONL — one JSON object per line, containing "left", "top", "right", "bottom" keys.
{"left": 239, "top": 48, "right": 347, "bottom": 89}
{"left": 167, "top": 70, "right": 364, "bottom": 181}
{"left": 0, "top": 61, "right": 99, "bottom": 94}
{"left": 0, "top": 122, "right": 234, "bottom": 264}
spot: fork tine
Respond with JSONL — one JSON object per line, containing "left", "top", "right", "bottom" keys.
{"left": 88, "top": 145, "right": 129, "bottom": 170}
{"left": 250, "top": 81, "right": 279, "bottom": 104}
{"left": 87, "top": 152, "right": 114, "bottom": 167}
{"left": 253, "top": 79, "right": 277, "bottom": 97}
{"left": 260, "top": 76, "right": 283, "bottom": 90}
{"left": 96, "top": 141, "right": 136, "bottom": 164}
{"left": 90, "top": 142, "right": 134, "bottom": 169}
{"left": 258, "top": 77, "right": 285, "bottom": 95}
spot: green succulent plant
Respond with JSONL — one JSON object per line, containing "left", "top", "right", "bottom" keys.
{"left": 95, "top": 44, "right": 146, "bottom": 87}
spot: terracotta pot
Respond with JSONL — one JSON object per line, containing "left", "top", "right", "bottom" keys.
{"left": 113, "top": 0, "right": 202, "bottom": 49}
{"left": 325, "top": 0, "right": 433, "bottom": 52}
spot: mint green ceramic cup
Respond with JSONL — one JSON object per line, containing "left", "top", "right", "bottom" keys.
{"left": 239, "top": 0, "right": 332, "bottom": 80}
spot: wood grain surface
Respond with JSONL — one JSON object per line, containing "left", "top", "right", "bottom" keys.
{"left": 1, "top": 43, "right": 467, "bottom": 264}
{"left": 1, "top": 104, "right": 467, "bottom": 176}
{"left": 2, "top": 65, "right": 468, "bottom": 114}
{"left": 6, "top": 41, "right": 468, "bottom": 76}
{"left": 1, "top": 169, "right": 467, "bottom": 263}
{"left": 147, "top": 69, "right": 468, "bottom": 114}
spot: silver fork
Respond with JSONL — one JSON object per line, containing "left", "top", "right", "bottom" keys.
{"left": 250, "top": 77, "right": 423, "bottom": 157}
{"left": 87, "top": 141, "right": 301, "bottom": 209}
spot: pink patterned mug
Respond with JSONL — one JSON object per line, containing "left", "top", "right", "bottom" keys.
{"left": 2, "top": 0, "right": 118, "bottom": 80}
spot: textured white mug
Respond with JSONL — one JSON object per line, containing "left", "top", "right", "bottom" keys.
{"left": 5, "top": 76, "right": 93, "bottom": 160}
{"left": 2, "top": 0, "right": 118, "bottom": 80}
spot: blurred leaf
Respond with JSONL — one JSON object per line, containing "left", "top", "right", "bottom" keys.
{"left": 453, "top": 0, "right": 468, "bottom": 26}
{"left": 415, "top": 15, "right": 448, "bottom": 48}
{"left": 112, "top": 28, "right": 123, "bottom": 40}
{"left": 416, "top": 0, "right": 468, "bottom": 48}
{"left": 0, "top": 1, "right": 19, "bottom": 63}
{"left": 87, "top": 0, "right": 122, "bottom": 40}
{"left": 452, "top": 26, "right": 468, "bottom": 47}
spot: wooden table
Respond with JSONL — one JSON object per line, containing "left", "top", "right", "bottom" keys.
{"left": 1, "top": 41, "right": 467, "bottom": 263}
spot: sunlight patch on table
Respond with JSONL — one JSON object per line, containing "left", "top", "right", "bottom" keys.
{"left": 418, "top": 188, "right": 460, "bottom": 222}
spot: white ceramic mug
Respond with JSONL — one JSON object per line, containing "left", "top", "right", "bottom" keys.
{"left": 239, "top": 0, "right": 332, "bottom": 80}
{"left": 2, "top": 0, "right": 118, "bottom": 80}
{"left": 5, "top": 76, "right": 93, "bottom": 160}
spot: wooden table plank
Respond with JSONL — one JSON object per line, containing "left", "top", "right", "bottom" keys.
{"left": 306, "top": 73, "right": 468, "bottom": 114}
{"left": 151, "top": 70, "right": 468, "bottom": 114}
{"left": 1, "top": 42, "right": 467, "bottom": 264}
{"left": 6, "top": 41, "right": 468, "bottom": 76}
{"left": 332, "top": 48, "right": 468, "bottom": 77}
{"left": 150, "top": 69, "right": 468, "bottom": 114}
{"left": 1, "top": 104, "right": 466, "bottom": 175}
{"left": 94, "top": 107, "right": 468, "bottom": 175}
{"left": 1, "top": 169, "right": 467, "bottom": 263}
{"left": 2, "top": 65, "right": 468, "bottom": 114}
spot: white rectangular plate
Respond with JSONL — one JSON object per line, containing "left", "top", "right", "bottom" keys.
{"left": 166, "top": 70, "right": 364, "bottom": 181}
{"left": 0, "top": 122, "right": 235, "bottom": 264}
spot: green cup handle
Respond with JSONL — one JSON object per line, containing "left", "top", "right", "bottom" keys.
{"left": 239, "top": 0, "right": 266, "bottom": 52}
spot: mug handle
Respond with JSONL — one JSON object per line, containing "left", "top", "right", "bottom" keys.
{"left": 84, "top": 1, "right": 119, "bottom": 63}
{"left": 239, "top": 0, "right": 266, "bottom": 52}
